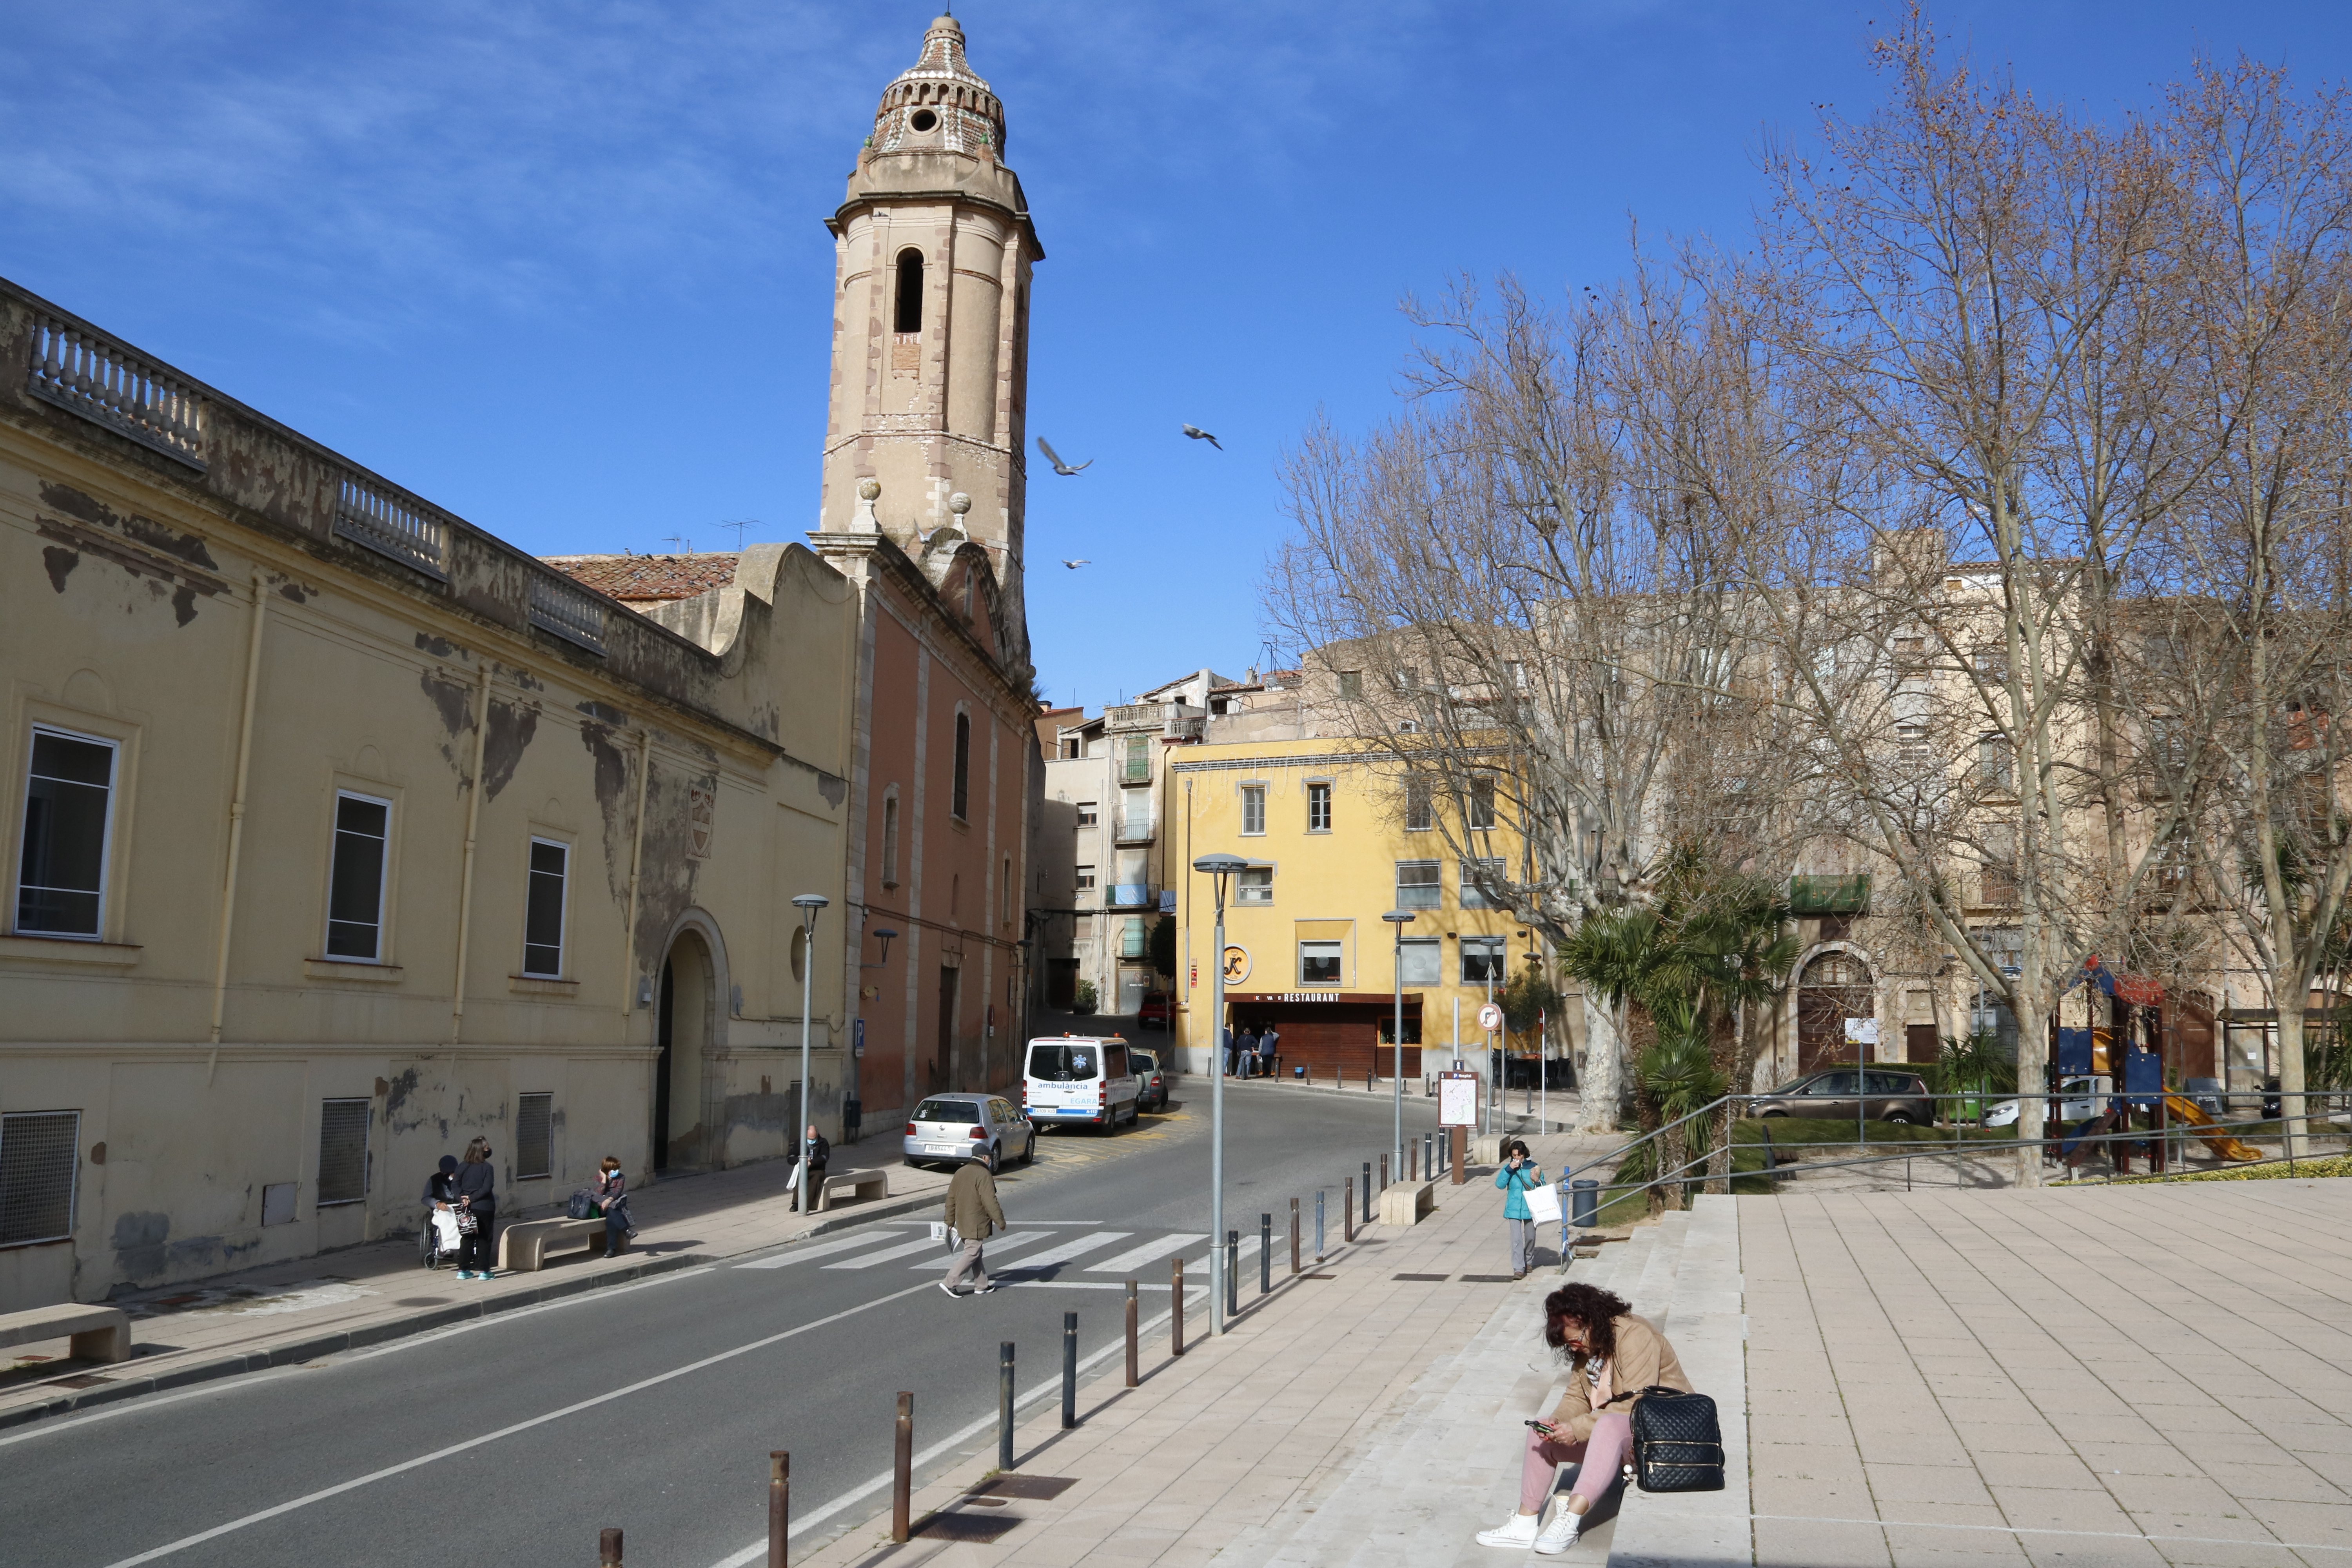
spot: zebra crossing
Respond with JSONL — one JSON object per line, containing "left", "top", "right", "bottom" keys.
{"left": 737, "top": 1219, "right": 1269, "bottom": 1284}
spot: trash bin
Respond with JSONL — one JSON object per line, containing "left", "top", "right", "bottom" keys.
{"left": 1570, "top": 1178, "right": 1599, "bottom": 1229}
{"left": 1293, "top": 1064, "right": 1306, "bottom": 1079}
{"left": 843, "top": 1096, "right": 863, "bottom": 1143}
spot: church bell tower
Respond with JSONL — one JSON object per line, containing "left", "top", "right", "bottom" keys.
{"left": 818, "top": 14, "right": 1040, "bottom": 667}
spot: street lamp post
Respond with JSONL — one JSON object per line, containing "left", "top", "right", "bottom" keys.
{"left": 1192, "top": 853, "right": 1247, "bottom": 1337}
{"left": 792, "top": 895, "right": 829, "bottom": 1199}
{"left": 1382, "top": 911, "right": 1415, "bottom": 1181}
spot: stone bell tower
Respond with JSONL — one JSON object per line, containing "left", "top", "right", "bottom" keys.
{"left": 818, "top": 13, "right": 1040, "bottom": 666}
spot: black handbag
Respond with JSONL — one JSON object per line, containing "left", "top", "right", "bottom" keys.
{"left": 1628, "top": 1386, "right": 1724, "bottom": 1492}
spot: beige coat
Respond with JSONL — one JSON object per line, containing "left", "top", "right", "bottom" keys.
{"left": 1547, "top": 1314, "right": 1692, "bottom": 1442}
{"left": 945, "top": 1163, "right": 1005, "bottom": 1241}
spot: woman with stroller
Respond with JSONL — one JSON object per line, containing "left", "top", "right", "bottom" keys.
{"left": 452, "top": 1136, "right": 499, "bottom": 1279}
{"left": 1475, "top": 1281, "right": 1693, "bottom": 1555}
{"left": 592, "top": 1156, "right": 637, "bottom": 1258}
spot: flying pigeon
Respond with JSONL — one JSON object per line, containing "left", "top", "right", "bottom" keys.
{"left": 1181, "top": 424, "right": 1223, "bottom": 450}
{"left": 1037, "top": 437, "right": 1092, "bottom": 475}
{"left": 1061, "top": 558, "right": 1091, "bottom": 569}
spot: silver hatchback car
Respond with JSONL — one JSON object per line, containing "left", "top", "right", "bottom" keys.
{"left": 902, "top": 1093, "right": 1035, "bottom": 1174}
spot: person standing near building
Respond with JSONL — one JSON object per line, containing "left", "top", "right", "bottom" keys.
{"left": 1234, "top": 1023, "right": 1259, "bottom": 1077}
{"left": 453, "top": 1136, "right": 499, "bottom": 1280}
{"left": 1256, "top": 1023, "right": 1280, "bottom": 1079}
{"left": 1494, "top": 1138, "right": 1544, "bottom": 1281}
{"left": 940, "top": 1156, "right": 1006, "bottom": 1297}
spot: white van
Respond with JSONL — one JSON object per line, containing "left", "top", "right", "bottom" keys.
{"left": 1024, "top": 1034, "right": 1141, "bottom": 1132}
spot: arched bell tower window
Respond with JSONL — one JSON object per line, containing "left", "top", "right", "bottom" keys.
{"left": 895, "top": 249, "right": 925, "bottom": 334}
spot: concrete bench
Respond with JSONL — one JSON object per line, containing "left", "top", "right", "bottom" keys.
{"left": 1378, "top": 1180, "right": 1436, "bottom": 1227}
{"left": 0, "top": 1302, "right": 132, "bottom": 1365}
{"left": 817, "top": 1169, "right": 888, "bottom": 1212}
{"left": 497, "top": 1216, "right": 609, "bottom": 1272}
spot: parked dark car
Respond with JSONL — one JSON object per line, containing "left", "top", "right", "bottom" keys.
{"left": 1750, "top": 1069, "right": 1935, "bottom": 1125}
{"left": 1130, "top": 1047, "right": 1170, "bottom": 1111}
{"left": 1138, "top": 992, "right": 1173, "bottom": 1030}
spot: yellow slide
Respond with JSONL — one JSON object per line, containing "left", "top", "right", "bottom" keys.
{"left": 2162, "top": 1094, "right": 2265, "bottom": 1161}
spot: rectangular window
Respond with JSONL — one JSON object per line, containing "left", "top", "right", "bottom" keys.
{"left": 882, "top": 793, "right": 900, "bottom": 886}
{"left": 1002, "top": 855, "right": 1012, "bottom": 926}
{"left": 1505, "top": 660, "right": 1528, "bottom": 692}
{"left": 515, "top": 1093, "right": 553, "bottom": 1180}
{"left": 1307, "top": 782, "right": 1332, "bottom": 833}
{"left": 1465, "top": 777, "right": 1497, "bottom": 830}
{"left": 1121, "top": 918, "right": 1146, "bottom": 959}
{"left": 15, "top": 727, "right": 117, "bottom": 938}
{"left": 1299, "top": 940, "right": 1343, "bottom": 985}
{"left": 1399, "top": 937, "right": 1441, "bottom": 986}
{"left": 1337, "top": 670, "right": 1363, "bottom": 700}
{"left": 0, "top": 1109, "right": 80, "bottom": 1245}
{"left": 1119, "top": 788, "right": 1152, "bottom": 839}
{"left": 1404, "top": 779, "right": 1433, "bottom": 831}
{"left": 1238, "top": 866, "right": 1273, "bottom": 904}
{"left": 1122, "top": 734, "right": 1150, "bottom": 784}
{"left": 1461, "top": 935, "right": 1507, "bottom": 985}
{"left": 1076, "top": 801, "right": 1098, "bottom": 828}
{"left": 953, "top": 714, "right": 971, "bottom": 819}
{"left": 1977, "top": 733, "right": 2014, "bottom": 791}
{"left": 1459, "top": 858, "right": 1506, "bottom": 909}
{"left": 316, "top": 1098, "right": 370, "bottom": 1207}
{"left": 325, "top": 792, "right": 392, "bottom": 960}
{"left": 1980, "top": 823, "right": 2018, "bottom": 907}
{"left": 1395, "top": 859, "right": 1441, "bottom": 909}
{"left": 1075, "top": 865, "right": 1096, "bottom": 893}
{"left": 523, "top": 838, "right": 568, "bottom": 976}
{"left": 1240, "top": 784, "right": 1266, "bottom": 836}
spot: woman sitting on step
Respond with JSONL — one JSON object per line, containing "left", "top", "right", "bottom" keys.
{"left": 1476, "top": 1281, "right": 1692, "bottom": 1556}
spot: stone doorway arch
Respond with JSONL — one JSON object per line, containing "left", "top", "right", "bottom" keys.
{"left": 1796, "top": 949, "right": 1877, "bottom": 1074}
{"left": 653, "top": 915, "right": 729, "bottom": 1171}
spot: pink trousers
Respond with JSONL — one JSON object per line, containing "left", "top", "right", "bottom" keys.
{"left": 1521, "top": 1412, "right": 1632, "bottom": 1514}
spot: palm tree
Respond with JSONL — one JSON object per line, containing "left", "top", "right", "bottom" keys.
{"left": 1678, "top": 880, "right": 1802, "bottom": 1192}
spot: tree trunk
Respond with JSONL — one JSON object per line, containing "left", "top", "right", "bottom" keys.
{"left": 1578, "top": 990, "right": 1626, "bottom": 1136}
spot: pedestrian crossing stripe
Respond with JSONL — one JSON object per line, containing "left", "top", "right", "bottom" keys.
{"left": 895, "top": 1229, "right": 1056, "bottom": 1267}
{"left": 737, "top": 1229, "right": 913, "bottom": 1269}
{"left": 822, "top": 1234, "right": 947, "bottom": 1269}
{"left": 1084, "top": 1234, "right": 1207, "bottom": 1274}
{"left": 740, "top": 1222, "right": 1248, "bottom": 1274}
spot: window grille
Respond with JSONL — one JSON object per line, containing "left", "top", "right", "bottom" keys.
{"left": 516, "top": 1093, "right": 553, "bottom": 1180}
{"left": 0, "top": 1110, "right": 79, "bottom": 1245}
{"left": 334, "top": 475, "right": 449, "bottom": 579}
{"left": 26, "top": 317, "right": 206, "bottom": 470}
{"left": 316, "top": 1099, "right": 370, "bottom": 1207}
{"left": 530, "top": 568, "right": 608, "bottom": 655}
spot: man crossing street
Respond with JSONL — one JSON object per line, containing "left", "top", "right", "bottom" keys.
{"left": 940, "top": 1156, "right": 1006, "bottom": 1297}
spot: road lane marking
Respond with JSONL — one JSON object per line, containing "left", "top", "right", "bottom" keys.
{"left": 92, "top": 1280, "right": 939, "bottom": 1568}
{"left": 1083, "top": 1234, "right": 1207, "bottom": 1274}
{"left": 993, "top": 1231, "right": 1129, "bottom": 1272}
{"left": 897, "top": 1229, "right": 1053, "bottom": 1269}
{"left": 735, "top": 1230, "right": 911, "bottom": 1269}
{"left": 823, "top": 1234, "right": 957, "bottom": 1269}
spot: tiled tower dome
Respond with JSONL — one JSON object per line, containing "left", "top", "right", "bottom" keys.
{"left": 867, "top": 15, "right": 1005, "bottom": 160}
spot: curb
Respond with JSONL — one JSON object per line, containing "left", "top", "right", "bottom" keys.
{"left": 0, "top": 1185, "right": 948, "bottom": 1434}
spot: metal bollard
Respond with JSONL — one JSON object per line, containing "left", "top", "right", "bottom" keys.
{"left": 1260, "top": 1213, "right": 1272, "bottom": 1294}
{"left": 1425, "top": 1133, "right": 1434, "bottom": 1180}
{"left": 600, "top": 1527, "right": 624, "bottom": 1568}
{"left": 1380, "top": 1153, "right": 1389, "bottom": 1193}
{"left": 1171, "top": 1255, "right": 1185, "bottom": 1355}
{"left": 1290, "top": 1197, "right": 1301, "bottom": 1275}
{"left": 1225, "top": 1230, "right": 1239, "bottom": 1318}
{"left": 1343, "top": 1177, "right": 1355, "bottom": 1243}
{"left": 1315, "top": 1189, "right": 1326, "bottom": 1262}
{"left": 891, "top": 1392, "right": 913, "bottom": 1543}
{"left": 1125, "top": 1281, "right": 1139, "bottom": 1388}
{"left": 1062, "top": 1311, "right": 1079, "bottom": 1429}
{"left": 1363, "top": 1161, "right": 1372, "bottom": 1223}
{"left": 998, "top": 1341, "right": 1016, "bottom": 1470}
{"left": 768, "top": 1451, "right": 789, "bottom": 1568}
{"left": 1571, "top": 1178, "right": 1599, "bottom": 1229}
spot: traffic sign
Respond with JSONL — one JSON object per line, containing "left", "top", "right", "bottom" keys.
{"left": 1477, "top": 1002, "right": 1504, "bottom": 1033}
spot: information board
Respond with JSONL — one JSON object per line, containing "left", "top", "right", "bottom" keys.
{"left": 1439, "top": 1071, "right": 1480, "bottom": 1127}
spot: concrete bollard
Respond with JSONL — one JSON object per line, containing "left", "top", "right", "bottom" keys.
{"left": 892, "top": 1393, "right": 913, "bottom": 1542}
{"left": 768, "top": 1451, "right": 789, "bottom": 1568}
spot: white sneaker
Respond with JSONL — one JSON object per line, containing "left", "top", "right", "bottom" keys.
{"left": 1532, "top": 1508, "right": 1583, "bottom": 1555}
{"left": 1475, "top": 1513, "right": 1542, "bottom": 1549}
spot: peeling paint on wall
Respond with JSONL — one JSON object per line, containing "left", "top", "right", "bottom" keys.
{"left": 42, "top": 546, "right": 76, "bottom": 592}
{"left": 579, "top": 720, "right": 634, "bottom": 905}
{"left": 482, "top": 698, "right": 539, "bottom": 800}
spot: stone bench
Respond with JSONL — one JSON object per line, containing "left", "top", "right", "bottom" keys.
{"left": 817, "top": 1169, "right": 888, "bottom": 1212}
{"left": 0, "top": 1302, "right": 132, "bottom": 1364}
{"left": 497, "top": 1216, "right": 609, "bottom": 1272}
{"left": 1377, "top": 1180, "right": 1436, "bottom": 1227}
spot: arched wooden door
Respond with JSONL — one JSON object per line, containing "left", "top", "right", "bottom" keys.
{"left": 1797, "top": 952, "right": 1875, "bottom": 1073}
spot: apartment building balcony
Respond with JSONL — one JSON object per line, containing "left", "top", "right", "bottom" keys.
{"left": 1105, "top": 884, "right": 1161, "bottom": 910}
{"left": 1107, "top": 701, "right": 1205, "bottom": 740}
{"left": 1114, "top": 815, "right": 1156, "bottom": 846}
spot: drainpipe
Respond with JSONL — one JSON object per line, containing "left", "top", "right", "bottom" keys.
{"left": 619, "top": 728, "right": 653, "bottom": 1018}
{"left": 447, "top": 661, "right": 494, "bottom": 1054}
{"left": 205, "top": 569, "right": 270, "bottom": 1086}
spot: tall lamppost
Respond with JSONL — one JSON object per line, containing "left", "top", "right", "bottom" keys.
{"left": 1383, "top": 910, "right": 1415, "bottom": 1179}
{"left": 792, "top": 895, "right": 828, "bottom": 1196}
{"left": 1193, "top": 852, "right": 1246, "bottom": 1336}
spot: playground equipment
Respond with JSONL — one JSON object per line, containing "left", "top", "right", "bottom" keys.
{"left": 2160, "top": 1092, "right": 2263, "bottom": 1163}
{"left": 2052, "top": 957, "right": 2259, "bottom": 1174}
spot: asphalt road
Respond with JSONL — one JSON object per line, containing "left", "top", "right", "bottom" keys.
{"left": 3, "top": 1082, "right": 1453, "bottom": 1568}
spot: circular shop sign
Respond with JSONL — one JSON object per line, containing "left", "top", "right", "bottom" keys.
{"left": 1221, "top": 945, "right": 1252, "bottom": 985}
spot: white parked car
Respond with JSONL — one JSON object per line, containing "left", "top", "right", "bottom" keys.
{"left": 1983, "top": 1075, "right": 2111, "bottom": 1129}
{"left": 902, "top": 1093, "right": 1034, "bottom": 1173}
{"left": 1024, "top": 1035, "right": 1142, "bottom": 1132}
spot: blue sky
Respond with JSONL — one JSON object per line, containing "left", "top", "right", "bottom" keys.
{"left": 5, "top": 2, "right": 2347, "bottom": 712}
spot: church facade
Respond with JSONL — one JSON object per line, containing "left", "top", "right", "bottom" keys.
{"left": 0, "top": 14, "right": 1042, "bottom": 1310}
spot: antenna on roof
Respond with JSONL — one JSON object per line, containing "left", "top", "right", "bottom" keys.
{"left": 663, "top": 533, "right": 692, "bottom": 555}
{"left": 719, "top": 518, "right": 757, "bottom": 550}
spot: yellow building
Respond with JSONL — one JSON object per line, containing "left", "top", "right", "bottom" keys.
{"left": 1167, "top": 733, "right": 1548, "bottom": 1081}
